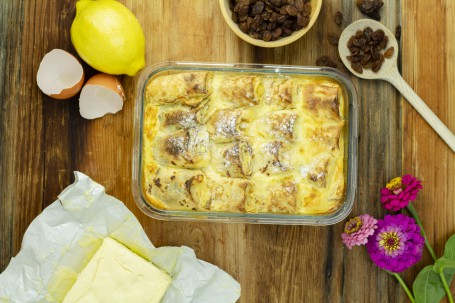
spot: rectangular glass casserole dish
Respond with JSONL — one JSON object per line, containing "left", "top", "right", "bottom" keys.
{"left": 132, "top": 61, "right": 358, "bottom": 225}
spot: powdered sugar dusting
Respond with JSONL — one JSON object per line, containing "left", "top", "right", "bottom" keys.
{"left": 214, "top": 111, "right": 240, "bottom": 138}
{"left": 267, "top": 112, "right": 297, "bottom": 141}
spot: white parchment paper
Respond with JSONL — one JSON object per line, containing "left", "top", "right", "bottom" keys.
{"left": 0, "top": 172, "right": 240, "bottom": 303}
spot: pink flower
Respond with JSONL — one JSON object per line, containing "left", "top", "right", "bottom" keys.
{"left": 380, "top": 175, "right": 423, "bottom": 211}
{"left": 342, "top": 214, "right": 378, "bottom": 249}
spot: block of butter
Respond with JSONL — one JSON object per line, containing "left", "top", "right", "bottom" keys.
{"left": 63, "top": 237, "right": 171, "bottom": 303}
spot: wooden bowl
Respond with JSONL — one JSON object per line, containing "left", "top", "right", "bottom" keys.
{"left": 219, "top": 0, "right": 323, "bottom": 48}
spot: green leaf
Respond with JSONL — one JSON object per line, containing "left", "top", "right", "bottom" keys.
{"left": 444, "top": 234, "right": 455, "bottom": 261}
{"left": 434, "top": 257, "right": 455, "bottom": 276}
{"left": 413, "top": 265, "right": 448, "bottom": 303}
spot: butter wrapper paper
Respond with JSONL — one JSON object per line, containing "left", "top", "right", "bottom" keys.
{"left": 0, "top": 172, "right": 240, "bottom": 303}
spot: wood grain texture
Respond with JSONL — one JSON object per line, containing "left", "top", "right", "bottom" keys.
{"left": 0, "top": 0, "right": 453, "bottom": 302}
{"left": 402, "top": 0, "right": 455, "bottom": 300}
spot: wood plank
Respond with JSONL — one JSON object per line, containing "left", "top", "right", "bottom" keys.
{"left": 0, "top": 0, "right": 23, "bottom": 270}
{"left": 402, "top": 0, "right": 455, "bottom": 299}
{"left": 0, "top": 0, "right": 46, "bottom": 269}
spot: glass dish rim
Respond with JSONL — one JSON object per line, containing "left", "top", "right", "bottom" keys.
{"left": 132, "top": 61, "right": 358, "bottom": 225}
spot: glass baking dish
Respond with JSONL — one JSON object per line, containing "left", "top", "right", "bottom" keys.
{"left": 132, "top": 61, "right": 358, "bottom": 225}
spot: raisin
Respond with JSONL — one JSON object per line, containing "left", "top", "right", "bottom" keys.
{"left": 327, "top": 33, "right": 340, "bottom": 46}
{"left": 232, "top": 12, "right": 239, "bottom": 23}
{"left": 353, "top": 38, "right": 367, "bottom": 48}
{"left": 363, "top": 61, "right": 373, "bottom": 69}
{"left": 238, "top": 5, "right": 249, "bottom": 17}
{"left": 361, "top": 54, "right": 371, "bottom": 64}
{"left": 371, "top": 60, "right": 382, "bottom": 72}
{"left": 287, "top": 5, "right": 299, "bottom": 16}
{"left": 297, "top": 14, "right": 310, "bottom": 27}
{"left": 347, "top": 55, "right": 361, "bottom": 63}
{"left": 295, "top": 0, "right": 304, "bottom": 12}
{"left": 355, "top": 30, "right": 363, "bottom": 39}
{"left": 351, "top": 62, "right": 363, "bottom": 73}
{"left": 384, "top": 47, "right": 394, "bottom": 59}
{"left": 282, "top": 27, "right": 293, "bottom": 36}
{"left": 316, "top": 55, "right": 337, "bottom": 68}
{"left": 355, "top": 0, "right": 384, "bottom": 20}
{"left": 378, "top": 35, "right": 388, "bottom": 49}
{"left": 239, "top": 21, "right": 248, "bottom": 33}
{"left": 368, "top": 11, "right": 381, "bottom": 21}
{"left": 395, "top": 25, "right": 401, "bottom": 40}
{"left": 272, "top": 27, "right": 283, "bottom": 39}
{"left": 372, "top": 29, "right": 385, "bottom": 41}
{"left": 250, "top": 31, "right": 260, "bottom": 39}
{"left": 371, "top": 46, "right": 379, "bottom": 60}
{"left": 347, "top": 36, "right": 355, "bottom": 48}
{"left": 263, "top": 30, "right": 273, "bottom": 41}
{"left": 252, "top": 1, "right": 265, "bottom": 16}
{"left": 261, "top": 11, "right": 271, "bottom": 20}
{"left": 334, "top": 11, "right": 343, "bottom": 25}
{"left": 363, "top": 27, "right": 373, "bottom": 40}
{"left": 349, "top": 46, "right": 361, "bottom": 55}
{"left": 283, "top": 19, "right": 293, "bottom": 29}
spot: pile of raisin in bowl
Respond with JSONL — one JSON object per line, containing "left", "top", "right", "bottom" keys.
{"left": 229, "top": 0, "right": 312, "bottom": 42}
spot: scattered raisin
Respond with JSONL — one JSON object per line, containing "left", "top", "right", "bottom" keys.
{"left": 316, "top": 55, "right": 338, "bottom": 68}
{"left": 228, "top": 0, "right": 313, "bottom": 42}
{"left": 395, "top": 25, "right": 401, "bottom": 40}
{"left": 368, "top": 11, "right": 381, "bottom": 21}
{"left": 384, "top": 47, "right": 394, "bottom": 59}
{"left": 327, "top": 33, "right": 340, "bottom": 46}
{"left": 355, "top": 0, "right": 384, "bottom": 21}
{"left": 334, "top": 11, "right": 343, "bottom": 25}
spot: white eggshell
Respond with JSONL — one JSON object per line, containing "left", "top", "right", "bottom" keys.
{"left": 36, "top": 49, "right": 84, "bottom": 99}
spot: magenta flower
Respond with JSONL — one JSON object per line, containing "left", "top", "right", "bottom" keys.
{"left": 366, "top": 214, "right": 424, "bottom": 273}
{"left": 341, "top": 214, "right": 378, "bottom": 249}
{"left": 380, "top": 175, "right": 423, "bottom": 211}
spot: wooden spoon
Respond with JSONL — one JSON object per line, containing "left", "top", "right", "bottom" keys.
{"left": 338, "top": 19, "right": 455, "bottom": 152}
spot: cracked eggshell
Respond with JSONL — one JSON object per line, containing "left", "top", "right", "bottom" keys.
{"left": 36, "top": 49, "right": 85, "bottom": 100}
{"left": 79, "top": 73, "right": 125, "bottom": 120}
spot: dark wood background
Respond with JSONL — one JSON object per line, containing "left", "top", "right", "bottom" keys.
{"left": 1, "top": 0, "right": 454, "bottom": 302}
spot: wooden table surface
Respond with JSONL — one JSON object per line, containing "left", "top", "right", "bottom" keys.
{"left": 1, "top": 0, "right": 454, "bottom": 302}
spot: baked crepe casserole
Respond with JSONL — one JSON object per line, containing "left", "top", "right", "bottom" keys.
{"left": 142, "top": 71, "right": 346, "bottom": 214}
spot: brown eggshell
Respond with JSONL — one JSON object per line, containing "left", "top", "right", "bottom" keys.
{"left": 49, "top": 73, "right": 85, "bottom": 100}
{"left": 85, "top": 73, "right": 126, "bottom": 101}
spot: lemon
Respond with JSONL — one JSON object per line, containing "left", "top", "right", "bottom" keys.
{"left": 71, "top": 0, "right": 145, "bottom": 76}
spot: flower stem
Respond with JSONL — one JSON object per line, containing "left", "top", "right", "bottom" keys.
{"left": 406, "top": 203, "right": 454, "bottom": 302}
{"left": 385, "top": 270, "right": 416, "bottom": 303}
{"left": 439, "top": 270, "right": 454, "bottom": 303}
{"left": 406, "top": 203, "right": 437, "bottom": 262}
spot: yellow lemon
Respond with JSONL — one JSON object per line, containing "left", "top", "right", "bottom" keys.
{"left": 71, "top": 0, "right": 145, "bottom": 76}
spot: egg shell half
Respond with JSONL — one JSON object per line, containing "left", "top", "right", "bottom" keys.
{"left": 36, "top": 49, "right": 85, "bottom": 100}
{"left": 79, "top": 73, "right": 125, "bottom": 120}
